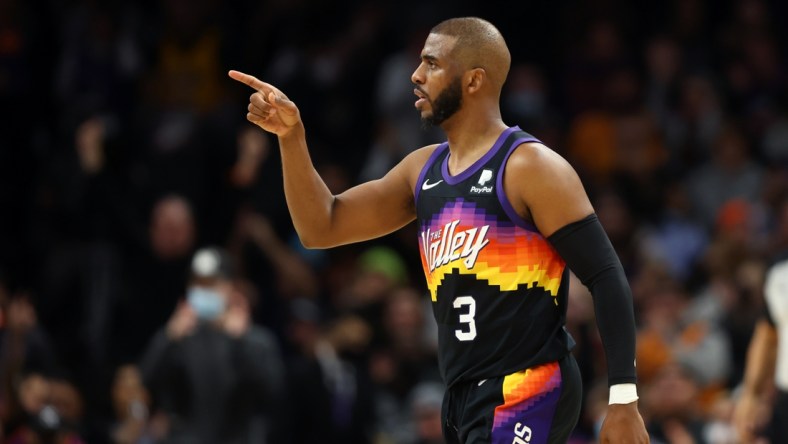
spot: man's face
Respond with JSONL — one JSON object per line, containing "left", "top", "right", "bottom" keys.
{"left": 412, "top": 33, "right": 464, "bottom": 128}
{"left": 149, "top": 197, "right": 195, "bottom": 260}
{"left": 421, "top": 76, "right": 463, "bottom": 128}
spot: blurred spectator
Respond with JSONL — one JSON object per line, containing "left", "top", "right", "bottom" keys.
{"left": 332, "top": 246, "right": 410, "bottom": 349}
{"left": 224, "top": 207, "right": 321, "bottom": 336}
{"left": 148, "top": 195, "right": 196, "bottom": 262}
{"left": 284, "top": 301, "right": 376, "bottom": 444}
{"left": 5, "top": 372, "right": 86, "bottom": 444}
{"left": 503, "top": 64, "right": 550, "bottom": 130}
{"left": 567, "top": 63, "right": 667, "bottom": 200}
{"left": 372, "top": 287, "right": 440, "bottom": 444}
{"left": 55, "top": 1, "right": 143, "bottom": 130}
{"left": 111, "top": 194, "right": 197, "bottom": 364}
{"left": 669, "top": 0, "right": 713, "bottom": 71}
{"left": 565, "top": 99, "right": 618, "bottom": 184}
{"left": 642, "top": 363, "right": 707, "bottom": 444}
{"left": 639, "top": 180, "right": 709, "bottom": 282}
{"left": 108, "top": 364, "right": 165, "bottom": 444}
{"left": 562, "top": 19, "right": 630, "bottom": 117}
{"left": 703, "top": 394, "right": 738, "bottom": 444}
{"left": 664, "top": 74, "right": 725, "bottom": 171}
{"left": 608, "top": 68, "right": 669, "bottom": 220}
{"left": 636, "top": 275, "right": 733, "bottom": 405}
{"left": 643, "top": 34, "right": 683, "bottom": 135}
{"left": 686, "top": 123, "right": 764, "bottom": 228}
{"left": 721, "top": 257, "right": 768, "bottom": 386}
{"left": 140, "top": 246, "right": 285, "bottom": 444}
{"left": 407, "top": 381, "right": 445, "bottom": 444}
{"left": 261, "top": 2, "right": 387, "bottom": 179}
{"left": 0, "top": 294, "right": 57, "bottom": 434}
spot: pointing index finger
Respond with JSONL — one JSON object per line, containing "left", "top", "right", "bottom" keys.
{"left": 228, "top": 70, "right": 269, "bottom": 92}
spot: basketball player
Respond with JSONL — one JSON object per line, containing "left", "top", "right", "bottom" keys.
{"left": 230, "top": 17, "right": 648, "bottom": 444}
{"left": 733, "top": 254, "right": 788, "bottom": 442}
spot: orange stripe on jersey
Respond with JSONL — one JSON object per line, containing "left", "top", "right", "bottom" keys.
{"left": 418, "top": 200, "right": 565, "bottom": 301}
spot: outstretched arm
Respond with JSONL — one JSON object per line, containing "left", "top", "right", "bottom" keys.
{"left": 229, "top": 70, "right": 423, "bottom": 248}
{"left": 506, "top": 142, "right": 649, "bottom": 444}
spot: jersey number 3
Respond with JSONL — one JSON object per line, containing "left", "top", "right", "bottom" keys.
{"left": 453, "top": 296, "right": 477, "bottom": 341}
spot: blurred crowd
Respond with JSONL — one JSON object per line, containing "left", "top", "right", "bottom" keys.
{"left": 1, "top": 0, "right": 787, "bottom": 442}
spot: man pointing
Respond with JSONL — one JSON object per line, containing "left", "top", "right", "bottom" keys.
{"left": 230, "top": 16, "right": 648, "bottom": 444}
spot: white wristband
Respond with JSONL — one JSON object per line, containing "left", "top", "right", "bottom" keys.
{"left": 609, "top": 383, "right": 638, "bottom": 405}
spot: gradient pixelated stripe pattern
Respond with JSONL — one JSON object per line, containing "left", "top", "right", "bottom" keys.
{"left": 491, "top": 362, "right": 562, "bottom": 444}
{"left": 419, "top": 198, "right": 565, "bottom": 302}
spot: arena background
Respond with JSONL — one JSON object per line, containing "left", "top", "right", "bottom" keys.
{"left": 1, "top": 0, "right": 787, "bottom": 442}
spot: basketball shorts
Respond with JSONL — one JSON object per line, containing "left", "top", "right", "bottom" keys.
{"left": 441, "top": 353, "right": 582, "bottom": 444}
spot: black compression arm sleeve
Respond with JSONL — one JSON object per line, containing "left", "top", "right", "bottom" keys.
{"left": 548, "top": 214, "right": 637, "bottom": 386}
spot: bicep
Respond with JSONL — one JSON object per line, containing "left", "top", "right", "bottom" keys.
{"left": 508, "top": 144, "right": 595, "bottom": 237}
{"left": 329, "top": 179, "right": 415, "bottom": 244}
{"left": 312, "top": 145, "right": 434, "bottom": 248}
{"left": 323, "top": 160, "right": 417, "bottom": 247}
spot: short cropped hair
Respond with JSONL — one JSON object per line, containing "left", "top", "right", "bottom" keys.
{"left": 430, "top": 17, "right": 511, "bottom": 93}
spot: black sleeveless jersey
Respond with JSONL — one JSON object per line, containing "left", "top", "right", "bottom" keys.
{"left": 414, "top": 126, "right": 573, "bottom": 387}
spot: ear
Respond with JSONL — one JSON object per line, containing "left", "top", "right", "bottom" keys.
{"left": 466, "top": 68, "right": 486, "bottom": 94}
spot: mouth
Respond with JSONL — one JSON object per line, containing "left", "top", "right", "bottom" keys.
{"left": 414, "top": 88, "right": 428, "bottom": 108}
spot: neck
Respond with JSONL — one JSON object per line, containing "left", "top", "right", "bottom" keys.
{"left": 440, "top": 106, "right": 508, "bottom": 172}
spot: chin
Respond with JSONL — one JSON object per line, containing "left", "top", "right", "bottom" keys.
{"left": 420, "top": 117, "right": 436, "bottom": 130}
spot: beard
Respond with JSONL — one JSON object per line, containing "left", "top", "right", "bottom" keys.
{"left": 421, "top": 76, "right": 463, "bottom": 128}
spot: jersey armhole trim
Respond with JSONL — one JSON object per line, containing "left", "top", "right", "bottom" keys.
{"left": 497, "top": 138, "right": 540, "bottom": 232}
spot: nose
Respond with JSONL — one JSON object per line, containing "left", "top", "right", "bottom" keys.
{"left": 411, "top": 63, "right": 424, "bottom": 85}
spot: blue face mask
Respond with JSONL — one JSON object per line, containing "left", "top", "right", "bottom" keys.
{"left": 187, "top": 287, "right": 225, "bottom": 320}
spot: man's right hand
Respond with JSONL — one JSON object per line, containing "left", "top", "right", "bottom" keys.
{"left": 228, "top": 70, "right": 301, "bottom": 137}
{"left": 598, "top": 401, "right": 650, "bottom": 443}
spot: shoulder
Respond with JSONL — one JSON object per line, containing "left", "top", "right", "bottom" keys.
{"left": 502, "top": 140, "right": 593, "bottom": 236}
{"left": 505, "top": 141, "right": 578, "bottom": 182}
{"left": 390, "top": 143, "right": 444, "bottom": 185}
{"left": 401, "top": 143, "right": 444, "bottom": 168}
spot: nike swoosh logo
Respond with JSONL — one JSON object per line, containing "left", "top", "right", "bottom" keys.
{"left": 422, "top": 179, "right": 443, "bottom": 190}
{"left": 478, "top": 379, "right": 487, "bottom": 387}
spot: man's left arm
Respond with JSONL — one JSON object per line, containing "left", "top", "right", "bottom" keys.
{"left": 547, "top": 213, "right": 647, "bottom": 443}
{"left": 506, "top": 142, "right": 649, "bottom": 444}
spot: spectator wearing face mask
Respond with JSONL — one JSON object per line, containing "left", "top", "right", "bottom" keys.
{"left": 139, "top": 247, "right": 285, "bottom": 444}
{"left": 5, "top": 372, "right": 86, "bottom": 444}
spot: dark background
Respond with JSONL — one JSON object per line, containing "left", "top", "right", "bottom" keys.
{"left": 1, "top": 0, "right": 787, "bottom": 442}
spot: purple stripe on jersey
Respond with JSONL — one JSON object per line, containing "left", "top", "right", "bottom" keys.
{"left": 490, "top": 370, "right": 562, "bottom": 444}
{"left": 414, "top": 142, "right": 449, "bottom": 202}
{"left": 497, "top": 137, "right": 540, "bottom": 232}
{"left": 441, "top": 126, "right": 520, "bottom": 185}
